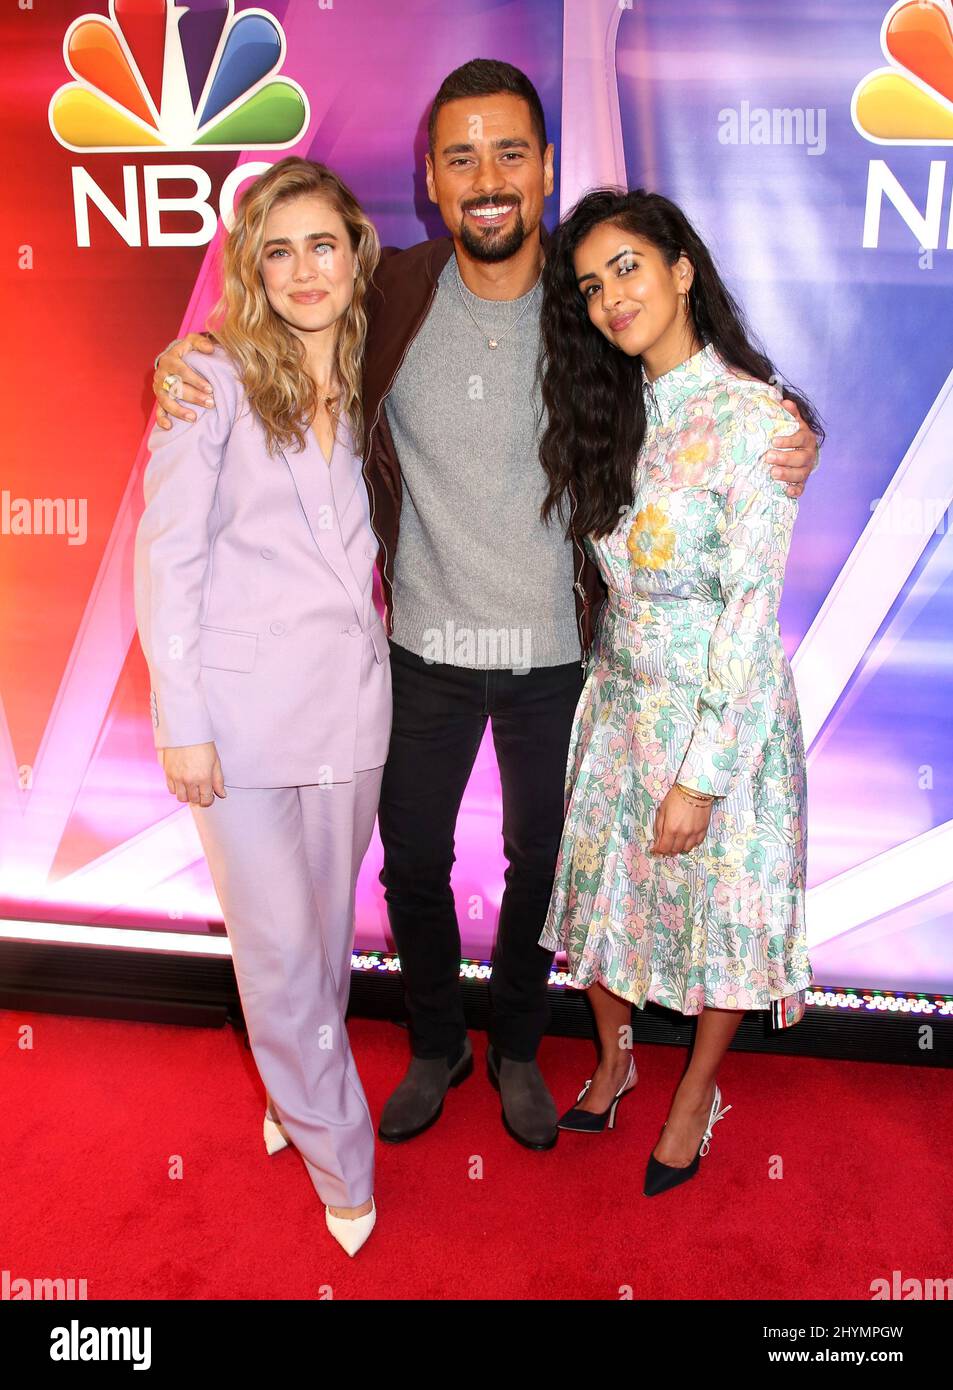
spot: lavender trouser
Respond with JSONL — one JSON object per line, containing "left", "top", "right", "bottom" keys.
{"left": 191, "top": 769, "right": 383, "bottom": 1208}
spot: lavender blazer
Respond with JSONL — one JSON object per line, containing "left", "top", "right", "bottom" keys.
{"left": 134, "top": 347, "right": 392, "bottom": 787}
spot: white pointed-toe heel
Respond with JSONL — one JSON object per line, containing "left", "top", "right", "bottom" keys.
{"left": 326, "top": 1197, "right": 376, "bottom": 1257}
{"left": 263, "top": 1112, "right": 290, "bottom": 1155}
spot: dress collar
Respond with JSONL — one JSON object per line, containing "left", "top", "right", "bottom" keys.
{"left": 642, "top": 341, "right": 723, "bottom": 426}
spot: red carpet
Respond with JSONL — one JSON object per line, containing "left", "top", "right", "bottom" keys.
{"left": 2, "top": 1009, "right": 949, "bottom": 1300}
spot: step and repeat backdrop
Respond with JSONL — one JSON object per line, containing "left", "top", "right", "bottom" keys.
{"left": 2, "top": 0, "right": 952, "bottom": 995}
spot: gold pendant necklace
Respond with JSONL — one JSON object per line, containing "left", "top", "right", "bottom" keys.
{"left": 314, "top": 389, "right": 341, "bottom": 466}
{"left": 453, "top": 259, "right": 541, "bottom": 349}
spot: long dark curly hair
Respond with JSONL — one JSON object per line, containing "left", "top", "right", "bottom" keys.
{"left": 538, "top": 187, "right": 824, "bottom": 539}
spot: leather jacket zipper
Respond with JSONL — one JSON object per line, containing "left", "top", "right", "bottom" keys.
{"left": 363, "top": 273, "right": 440, "bottom": 633}
{"left": 361, "top": 453, "right": 392, "bottom": 630}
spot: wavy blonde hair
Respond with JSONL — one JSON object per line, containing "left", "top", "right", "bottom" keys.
{"left": 210, "top": 157, "right": 380, "bottom": 455}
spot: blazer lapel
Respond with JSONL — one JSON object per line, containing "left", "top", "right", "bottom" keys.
{"left": 280, "top": 426, "right": 364, "bottom": 623}
{"left": 328, "top": 413, "right": 361, "bottom": 518}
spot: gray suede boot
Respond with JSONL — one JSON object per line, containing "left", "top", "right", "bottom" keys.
{"left": 378, "top": 1036, "right": 474, "bottom": 1143}
{"left": 486, "top": 1045, "right": 558, "bottom": 1150}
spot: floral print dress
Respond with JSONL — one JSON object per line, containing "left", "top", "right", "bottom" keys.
{"left": 539, "top": 343, "right": 813, "bottom": 1025}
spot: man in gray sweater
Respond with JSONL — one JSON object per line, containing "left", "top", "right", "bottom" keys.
{"left": 366, "top": 63, "right": 594, "bottom": 1152}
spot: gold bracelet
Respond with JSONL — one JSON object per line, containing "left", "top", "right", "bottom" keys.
{"left": 676, "top": 785, "right": 713, "bottom": 802}
{"left": 674, "top": 782, "right": 715, "bottom": 805}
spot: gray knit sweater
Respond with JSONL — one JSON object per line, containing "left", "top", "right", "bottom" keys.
{"left": 384, "top": 253, "right": 580, "bottom": 672}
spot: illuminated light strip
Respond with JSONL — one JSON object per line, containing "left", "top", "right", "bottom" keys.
{"left": 559, "top": 0, "right": 628, "bottom": 215}
{"left": 0, "top": 917, "right": 230, "bottom": 954}
{"left": 792, "top": 359, "right": 953, "bottom": 752}
{"left": 806, "top": 816, "right": 953, "bottom": 947}
{"left": 354, "top": 952, "right": 953, "bottom": 1014}
{"left": 804, "top": 986, "right": 953, "bottom": 1016}
{"left": 2, "top": 929, "right": 950, "bottom": 1019}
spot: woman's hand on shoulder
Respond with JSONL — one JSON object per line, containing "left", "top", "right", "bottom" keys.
{"left": 766, "top": 395, "right": 819, "bottom": 499}
{"left": 153, "top": 333, "right": 217, "bottom": 429}
{"left": 159, "top": 743, "right": 226, "bottom": 806}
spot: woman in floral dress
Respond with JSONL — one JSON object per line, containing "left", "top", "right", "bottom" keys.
{"left": 537, "top": 188, "right": 823, "bottom": 1195}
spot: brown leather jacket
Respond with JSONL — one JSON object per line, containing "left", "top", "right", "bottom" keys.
{"left": 359, "top": 224, "right": 608, "bottom": 666}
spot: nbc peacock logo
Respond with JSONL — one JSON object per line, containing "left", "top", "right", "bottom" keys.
{"left": 49, "top": 0, "right": 310, "bottom": 152}
{"left": 852, "top": 0, "right": 953, "bottom": 143}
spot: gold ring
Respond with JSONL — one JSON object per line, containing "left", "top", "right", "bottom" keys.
{"left": 161, "top": 372, "right": 182, "bottom": 398}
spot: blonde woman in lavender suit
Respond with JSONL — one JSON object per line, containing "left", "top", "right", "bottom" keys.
{"left": 134, "top": 159, "right": 391, "bottom": 1256}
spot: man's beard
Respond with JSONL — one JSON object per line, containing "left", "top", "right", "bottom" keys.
{"left": 458, "top": 201, "right": 528, "bottom": 263}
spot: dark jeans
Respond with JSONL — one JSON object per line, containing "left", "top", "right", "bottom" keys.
{"left": 377, "top": 640, "right": 584, "bottom": 1063}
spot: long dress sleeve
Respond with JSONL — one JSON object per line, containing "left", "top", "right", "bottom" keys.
{"left": 674, "top": 391, "right": 799, "bottom": 798}
{"left": 133, "top": 349, "right": 239, "bottom": 750}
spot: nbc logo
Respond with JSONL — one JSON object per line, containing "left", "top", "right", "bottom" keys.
{"left": 852, "top": 0, "right": 953, "bottom": 248}
{"left": 852, "top": 0, "right": 953, "bottom": 143}
{"left": 49, "top": 0, "right": 310, "bottom": 151}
